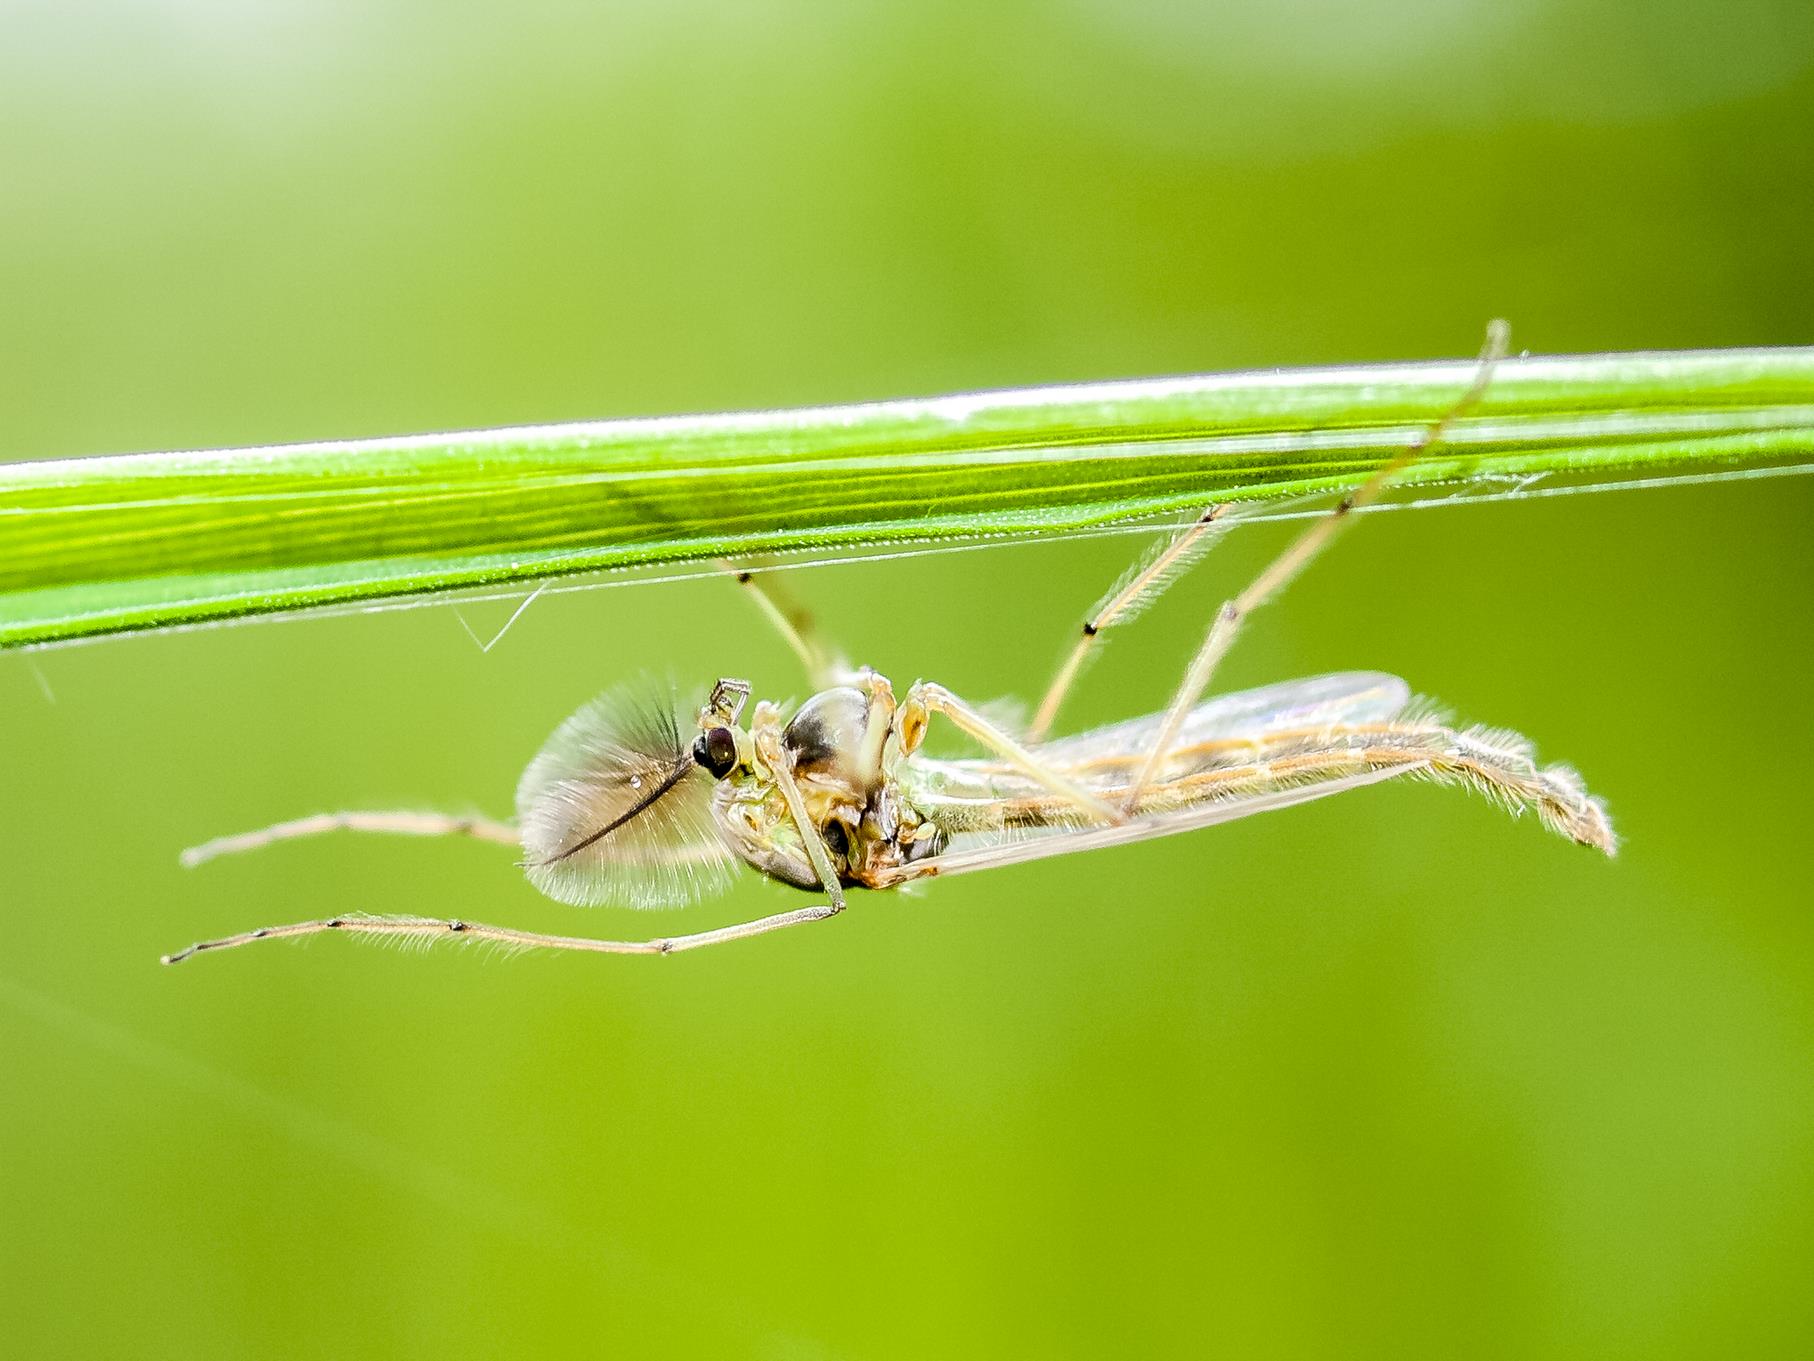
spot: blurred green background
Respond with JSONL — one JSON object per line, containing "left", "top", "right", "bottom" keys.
{"left": 4, "top": 2, "right": 1812, "bottom": 1357}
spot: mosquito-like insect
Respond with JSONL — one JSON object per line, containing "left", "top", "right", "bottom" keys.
{"left": 163, "top": 323, "right": 1614, "bottom": 966}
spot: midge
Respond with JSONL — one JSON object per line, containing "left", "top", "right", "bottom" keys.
{"left": 164, "top": 324, "right": 1614, "bottom": 966}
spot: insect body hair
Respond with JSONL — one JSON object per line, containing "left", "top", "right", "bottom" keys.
{"left": 1417, "top": 724, "right": 1616, "bottom": 854}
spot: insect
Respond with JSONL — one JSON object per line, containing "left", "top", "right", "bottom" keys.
{"left": 163, "top": 324, "right": 1613, "bottom": 966}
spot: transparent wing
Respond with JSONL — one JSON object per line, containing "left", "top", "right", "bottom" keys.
{"left": 893, "top": 673, "right": 1431, "bottom": 877}
{"left": 883, "top": 763, "right": 1426, "bottom": 884}
{"left": 905, "top": 672, "right": 1415, "bottom": 806}
{"left": 1031, "top": 672, "right": 1411, "bottom": 768}
{"left": 515, "top": 683, "right": 738, "bottom": 909}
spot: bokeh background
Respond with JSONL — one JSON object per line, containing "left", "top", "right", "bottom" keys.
{"left": 4, "top": 2, "right": 1812, "bottom": 1357}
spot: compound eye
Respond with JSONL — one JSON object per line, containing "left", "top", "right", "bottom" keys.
{"left": 692, "top": 726, "right": 739, "bottom": 779}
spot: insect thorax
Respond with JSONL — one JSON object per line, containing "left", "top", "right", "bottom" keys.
{"left": 710, "top": 683, "right": 946, "bottom": 892}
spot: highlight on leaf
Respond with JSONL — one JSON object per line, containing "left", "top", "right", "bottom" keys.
{"left": 2, "top": 344, "right": 1812, "bottom": 650}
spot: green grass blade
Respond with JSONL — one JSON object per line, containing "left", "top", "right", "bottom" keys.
{"left": 4, "top": 345, "right": 1811, "bottom": 649}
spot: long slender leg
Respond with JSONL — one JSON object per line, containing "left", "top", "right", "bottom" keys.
{"left": 164, "top": 714, "right": 853, "bottom": 966}
{"left": 898, "top": 681, "right": 1124, "bottom": 825}
{"left": 1028, "top": 504, "right": 1235, "bottom": 742}
{"left": 727, "top": 558, "right": 845, "bottom": 687}
{"left": 750, "top": 708, "right": 850, "bottom": 911}
{"left": 160, "top": 903, "right": 844, "bottom": 965}
{"left": 1120, "top": 321, "right": 1512, "bottom": 813}
{"left": 180, "top": 811, "right": 520, "bottom": 868}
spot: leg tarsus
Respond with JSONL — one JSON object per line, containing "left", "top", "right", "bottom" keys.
{"left": 726, "top": 559, "right": 846, "bottom": 688}
{"left": 160, "top": 902, "right": 845, "bottom": 965}
{"left": 181, "top": 810, "right": 519, "bottom": 868}
{"left": 1029, "top": 503, "right": 1234, "bottom": 742}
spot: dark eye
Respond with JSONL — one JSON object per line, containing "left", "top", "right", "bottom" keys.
{"left": 692, "top": 726, "right": 738, "bottom": 779}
